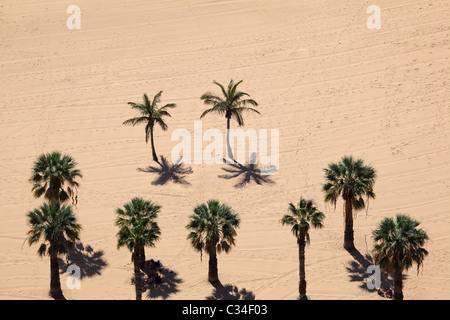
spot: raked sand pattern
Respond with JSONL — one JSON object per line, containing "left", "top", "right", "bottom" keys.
{"left": 0, "top": 0, "right": 449, "bottom": 299}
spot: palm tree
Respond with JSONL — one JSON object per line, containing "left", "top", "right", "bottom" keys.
{"left": 115, "top": 198, "right": 161, "bottom": 300}
{"left": 200, "top": 80, "right": 259, "bottom": 161}
{"left": 30, "top": 152, "right": 82, "bottom": 203}
{"left": 281, "top": 197, "right": 325, "bottom": 300}
{"left": 322, "top": 155, "right": 376, "bottom": 250}
{"left": 123, "top": 92, "right": 176, "bottom": 162}
{"left": 186, "top": 200, "right": 240, "bottom": 283}
{"left": 26, "top": 202, "right": 82, "bottom": 298}
{"left": 372, "top": 214, "right": 429, "bottom": 300}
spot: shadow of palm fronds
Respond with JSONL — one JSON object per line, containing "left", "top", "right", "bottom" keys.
{"left": 345, "top": 249, "right": 405, "bottom": 292}
{"left": 58, "top": 243, "right": 108, "bottom": 278}
{"left": 206, "top": 281, "right": 255, "bottom": 300}
{"left": 144, "top": 268, "right": 183, "bottom": 300}
{"left": 219, "top": 156, "right": 275, "bottom": 188}
{"left": 138, "top": 156, "right": 193, "bottom": 185}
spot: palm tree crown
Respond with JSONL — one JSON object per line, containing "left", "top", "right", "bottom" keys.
{"left": 26, "top": 201, "right": 81, "bottom": 257}
{"left": 372, "top": 214, "right": 429, "bottom": 274}
{"left": 115, "top": 197, "right": 161, "bottom": 260}
{"left": 372, "top": 214, "right": 428, "bottom": 300}
{"left": 30, "top": 152, "right": 82, "bottom": 203}
{"left": 123, "top": 91, "right": 176, "bottom": 162}
{"left": 123, "top": 91, "right": 176, "bottom": 141}
{"left": 186, "top": 200, "right": 240, "bottom": 258}
{"left": 322, "top": 155, "right": 376, "bottom": 209}
{"left": 200, "top": 80, "right": 260, "bottom": 127}
{"left": 281, "top": 198, "right": 325, "bottom": 243}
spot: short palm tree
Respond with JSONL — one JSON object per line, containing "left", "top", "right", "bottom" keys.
{"left": 26, "top": 202, "right": 82, "bottom": 298}
{"left": 372, "top": 214, "right": 429, "bottom": 300}
{"left": 115, "top": 198, "right": 161, "bottom": 300}
{"left": 30, "top": 152, "right": 82, "bottom": 203}
{"left": 186, "top": 200, "right": 240, "bottom": 283}
{"left": 123, "top": 91, "right": 176, "bottom": 162}
{"left": 281, "top": 198, "right": 325, "bottom": 300}
{"left": 200, "top": 80, "right": 259, "bottom": 161}
{"left": 322, "top": 155, "right": 376, "bottom": 250}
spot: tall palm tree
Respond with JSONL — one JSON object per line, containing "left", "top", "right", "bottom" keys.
{"left": 115, "top": 198, "right": 161, "bottom": 300}
{"left": 200, "top": 80, "right": 260, "bottom": 161}
{"left": 186, "top": 200, "right": 240, "bottom": 283}
{"left": 281, "top": 197, "right": 325, "bottom": 300}
{"left": 123, "top": 92, "right": 176, "bottom": 162}
{"left": 30, "top": 152, "right": 82, "bottom": 203}
{"left": 26, "top": 202, "right": 82, "bottom": 298}
{"left": 322, "top": 155, "right": 376, "bottom": 250}
{"left": 372, "top": 214, "right": 429, "bottom": 300}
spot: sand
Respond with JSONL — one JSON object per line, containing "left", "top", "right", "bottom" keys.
{"left": 0, "top": 0, "right": 449, "bottom": 300}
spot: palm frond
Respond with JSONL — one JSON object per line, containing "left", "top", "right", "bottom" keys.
{"left": 123, "top": 116, "right": 148, "bottom": 126}
{"left": 115, "top": 198, "right": 161, "bottom": 254}
{"left": 186, "top": 200, "right": 240, "bottom": 257}
{"left": 26, "top": 202, "right": 81, "bottom": 257}
{"left": 372, "top": 214, "right": 429, "bottom": 274}
{"left": 201, "top": 80, "right": 260, "bottom": 125}
{"left": 281, "top": 197, "right": 325, "bottom": 242}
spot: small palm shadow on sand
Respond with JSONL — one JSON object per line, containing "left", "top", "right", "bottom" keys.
{"left": 345, "top": 248, "right": 406, "bottom": 292}
{"left": 138, "top": 156, "right": 193, "bottom": 186}
{"left": 145, "top": 267, "right": 183, "bottom": 300}
{"left": 206, "top": 281, "right": 255, "bottom": 300}
{"left": 58, "top": 243, "right": 108, "bottom": 278}
{"left": 219, "top": 153, "right": 275, "bottom": 188}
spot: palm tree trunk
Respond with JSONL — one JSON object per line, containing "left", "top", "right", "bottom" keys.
{"left": 134, "top": 259, "right": 142, "bottom": 300}
{"left": 47, "top": 179, "right": 62, "bottom": 203}
{"left": 150, "top": 125, "right": 158, "bottom": 162}
{"left": 208, "top": 248, "right": 219, "bottom": 283}
{"left": 225, "top": 115, "right": 234, "bottom": 162}
{"left": 344, "top": 199, "right": 355, "bottom": 250}
{"left": 298, "top": 233, "right": 307, "bottom": 300}
{"left": 139, "top": 247, "right": 146, "bottom": 267}
{"left": 393, "top": 271, "right": 403, "bottom": 300}
{"left": 50, "top": 255, "right": 62, "bottom": 298}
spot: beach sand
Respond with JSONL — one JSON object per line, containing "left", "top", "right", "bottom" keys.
{"left": 0, "top": 0, "right": 449, "bottom": 299}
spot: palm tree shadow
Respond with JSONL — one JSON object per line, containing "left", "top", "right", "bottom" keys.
{"left": 219, "top": 153, "right": 275, "bottom": 188}
{"left": 138, "top": 156, "right": 193, "bottom": 186}
{"left": 58, "top": 243, "right": 108, "bottom": 278}
{"left": 206, "top": 281, "right": 255, "bottom": 300}
{"left": 345, "top": 249, "right": 406, "bottom": 292}
{"left": 144, "top": 268, "right": 183, "bottom": 300}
